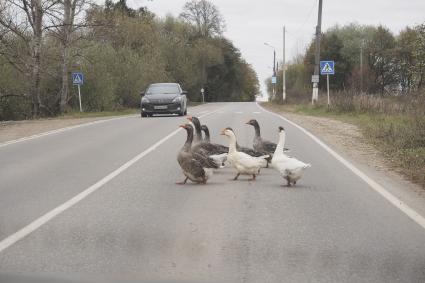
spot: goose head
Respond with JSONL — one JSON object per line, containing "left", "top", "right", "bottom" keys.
{"left": 278, "top": 126, "right": 286, "bottom": 138}
{"left": 220, "top": 127, "right": 235, "bottom": 138}
{"left": 245, "top": 119, "right": 259, "bottom": 128}
{"left": 180, "top": 123, "right": 194, "bottom": 134}
{"left": 220, "top": 127, "right": 235, "bottom": 137}
{"left": 187, "top": 116, "right": 201, "bottom": 128}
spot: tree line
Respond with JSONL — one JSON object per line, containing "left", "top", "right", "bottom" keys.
{"left": 267, "top": 23, "right": 425, "bottom": 101}
{"left": 0, "top": 0, "right": 259, "bottom": 120}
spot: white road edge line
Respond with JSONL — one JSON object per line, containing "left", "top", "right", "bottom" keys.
{"left": 0, "top": 108, "right": 222, "bottom": 253}
{"left": 0, "top": 115, "right": 137, "bottom": 149}
{"left": 257, "top": 102, "right": 425, "bottom": 230}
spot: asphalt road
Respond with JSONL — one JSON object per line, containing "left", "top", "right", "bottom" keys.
{"left": 0, "top": 102, "right": 424, "bottom": 283}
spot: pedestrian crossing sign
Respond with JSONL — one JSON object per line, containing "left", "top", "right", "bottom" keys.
{"left": 72, "top": 72, "right": 84, "bottom": 85}
{"left": 320, "top": 61, "right": 335, "bottom": 75}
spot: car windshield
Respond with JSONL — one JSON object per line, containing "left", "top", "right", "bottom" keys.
{"left": 146, "top": 85, "right": 179, "bottom": 95}
{"left": 2, "top": 0, "right": 425, "bottom": 282}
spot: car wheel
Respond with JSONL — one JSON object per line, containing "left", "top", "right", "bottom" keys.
{"left": 184, "top": 108, "right": 187, "bottom": 115}
{"left": 141, "top": 112, "right": 147, "bottom": 118}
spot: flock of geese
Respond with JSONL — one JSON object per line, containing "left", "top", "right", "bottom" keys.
{"left": 177, "top": 116, "right": 311, "bottom": 186}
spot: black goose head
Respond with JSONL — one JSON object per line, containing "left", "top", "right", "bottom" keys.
{"left": 246, "top": 119, "right": 259, "bottom": 128}
{"left": 278, "top": 126, "right": 285, "bottom": 132}
{"left": 187, "top": 116, "right": 201, "bottom": 129}
{"left": 246, "top": 119, "right": 260, "bottom": 136}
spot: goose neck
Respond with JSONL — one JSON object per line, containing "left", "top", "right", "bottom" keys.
{"left": 275, "top": 131, "right": 286, "bottom": 156}
{"left": 227, "top": 133, "right": 238, "bottom": 153}
{"left": 183, "top": 130, "right": 193, "bottom": 151}
{"left": 254, "top": 124, "right": 261, "bottom": 138}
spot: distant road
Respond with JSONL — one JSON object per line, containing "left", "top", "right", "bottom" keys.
{"left": 0, "top": 102, "right": 424, "bottom": 282}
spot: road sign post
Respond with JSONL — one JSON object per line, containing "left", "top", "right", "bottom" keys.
{"left": 327, "top": 74, "right": 330, "bottom": 107}
{"left": 320, "top": 61, "right": 335, "bottom": 107}
{"left": 72, "top": 72, "right": 84, "bottom": 112}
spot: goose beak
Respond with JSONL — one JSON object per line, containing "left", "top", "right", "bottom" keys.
{"left": 179, "top": 124, "right": 187, "bottom": 129}
{"left": 220, "top": 129, "right": 226, "bottom": 135}
{"left": 245, "top": 120, "right": 251, "bottom": 125}
{"left": 187, "top": 116, "right": 193, "bottom": 121}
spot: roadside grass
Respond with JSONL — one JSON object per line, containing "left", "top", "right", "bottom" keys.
{"left": 187, "top": 101, "right": 204, "bottom": 107}
{"left": 262, "top": 98, "right": 425, "bottom": 188}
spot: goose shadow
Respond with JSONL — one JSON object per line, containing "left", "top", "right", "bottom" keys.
{"left": 273, "top": 183, "right": 331, "bottom": 192}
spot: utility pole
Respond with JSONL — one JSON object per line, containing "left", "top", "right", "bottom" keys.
{"left": 312, "top": 0, "right": 323, "bottom": 104}
{"left": 273, "top": 48, "right": 276, "bottom": 99}
{"left": 265, "top": 42, "right": 277, "bottom": 100}
{"left": 360, "top": 39, "right": 364, "bottom": 93}
{"left": 282, "top": 25, "right": 286, "bottom": 102}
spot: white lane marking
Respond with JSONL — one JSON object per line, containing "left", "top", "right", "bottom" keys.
{"left": 0, "top": 116, "right": 136, "bottom": 149}
{"left": 253, "top": 111, "right": 261, "bottom": 114}
{"left": 0, "top": 108, "right": 223, "bottom": 253}
{"left": 257, "top": 102, "right": 425, "bottom": 230}
{"left": 235, "top": 111, "right": 243, "bottom": 114}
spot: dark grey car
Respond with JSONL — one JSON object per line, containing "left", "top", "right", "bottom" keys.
{"left": 140, "top": 83, "right": 188, "bottom": 117}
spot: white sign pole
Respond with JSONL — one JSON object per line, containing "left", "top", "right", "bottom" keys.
{"left": 327, "top": 74, "right": 330, "bottom": 107}
{"left": 78, "top": 84, "right": 82, "bottom": 112}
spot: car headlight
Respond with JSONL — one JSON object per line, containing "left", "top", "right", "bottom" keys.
{"left": 141, "top": 97, "right": 150, "bottom": 103}
{"left": 172, "top": 96, "right": 182, "bottom": 103}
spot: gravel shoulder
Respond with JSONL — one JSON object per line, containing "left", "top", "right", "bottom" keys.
{"left": 263, "top": 105, "right": 425, "bottom": 219}
{"left": 0, "top": 116, "right": 126, "bottom": 144}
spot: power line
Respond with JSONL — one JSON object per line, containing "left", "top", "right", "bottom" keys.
{"left": 294, "top": 0, "right": 319, "bottom": 36}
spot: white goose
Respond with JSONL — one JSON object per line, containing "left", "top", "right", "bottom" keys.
{"left": 271, "top": 126, "right": 311, "bottom": 186}
{"left": 221, "top": 127, "right": 269, "bottom": 181}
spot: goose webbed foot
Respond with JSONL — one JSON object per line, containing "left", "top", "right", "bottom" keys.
{"left": 176, "top": 177, "right": 188, "bottom": 185}
{"left": 285, "top": 177, "right": 291, "bottom": 187}
{"left": 249, "top": 174, "right": 256, "bottom": 181}
{"left": 232, "top": 173, "right": 240, "bottom": 181}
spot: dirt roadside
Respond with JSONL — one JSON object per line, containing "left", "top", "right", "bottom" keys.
{"left": 0, "top": 116, "right": 124, "bottom": 144}
{"left": 263, "top": 105, "right": 425, "bottom": 218}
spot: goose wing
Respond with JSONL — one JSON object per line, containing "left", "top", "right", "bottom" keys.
{"left": 180, "top": 157, "right": 206, "bottom": 179}
{"left": 193, "top": 142, "right": 228, "bottom": 155}
{"left": 233, "top": 151, "right": 264, "bottom": 169}
{"left": 192, "top": 151, "right": 220, "bottom": 169}
{"left": 262, "top": 139, "right": 277, "bottom": 153}
{"left": 238, "top": 145, "right": 272, "bottom": 161}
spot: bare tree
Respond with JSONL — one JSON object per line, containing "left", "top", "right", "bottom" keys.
{"left": 179, "top": 0, "right": 225, "bottom": 37}
{"left": 0, "top": 0, "right": 61, "bottom": 117}
{"left": 48, "top": 0, "right": 91, "bottom": 112}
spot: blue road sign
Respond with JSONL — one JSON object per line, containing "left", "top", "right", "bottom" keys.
{"left": 320, "top": 61, "right": 335, "bottom": 75}
{"left": 271, "top": 76, "right": 277, "bottom": 84}
{"left": 72, "top": 72, "right": 84, "bottom": 85}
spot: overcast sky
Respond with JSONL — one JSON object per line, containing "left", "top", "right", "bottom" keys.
{"left": 125, "top": 0, "right": 425, "bottom": 97}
